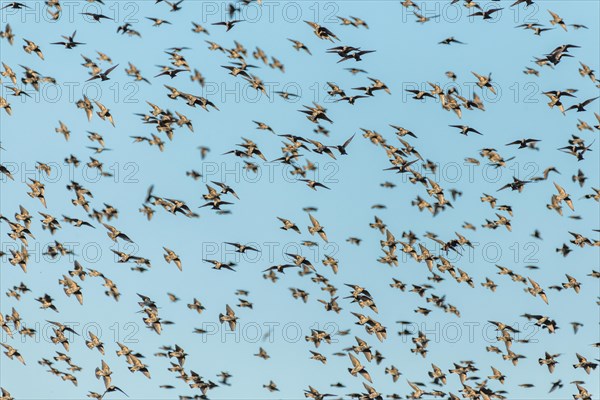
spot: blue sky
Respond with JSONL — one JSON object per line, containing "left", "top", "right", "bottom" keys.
{"left": 1, "top": 0, "right": 599, "bottom": 399}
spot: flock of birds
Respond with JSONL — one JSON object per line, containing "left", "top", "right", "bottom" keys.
{"left": 0, "top": 0, "right": 599, "bottom": 399}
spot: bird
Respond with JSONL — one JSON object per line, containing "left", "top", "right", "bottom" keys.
{"left": 219, "top": 305, "right": 238, "bottom": 330}
{"left": 469, "top": 8, "right": 503, "bottom": 19}
{"left": 288, "top": 38, "right": 311, "bottom": 55}
{"left": 554, "top": 182, "right": 575, "bottom": 211}
{"left": 449, "top": 125, "right": 482, "bottom": 136}
{"left": 347, "top": 353, "right": 373, "bottom": 383}
{"left": 299, "top": 179, "right": 330, "bottom": 191}
{"left": 212, "top": 19, "right": 244, "bottom": 32}
{"left": 472, "top": 71, "right": 496, "bottom": 93}
{"left": 573, "top": 353, "right": 598, "bottom": 374}
{"left": 147, "top": 17, "right": 172, "bottom": 26}
{"left": 80, "top": 12, "right": 113, "bottom": 22}
{"left": 506, "top": 138, "right": 541, "bottom": 149}
{"left": 225, "top": 242, "right": 259, "bottom": 253}
{"left": 205, "top": 258, "right": 236, "bottom": 272}
{"left": 439, "top": 37, "right": 465, "bottom": 45}
{"left": 548, "top": 10, "right": 568, "bottom": 31}
{"left": 51, "top": 31, "right": 85, "bottom": 49}
{"left": 1, "top": 343, "right": 26, "bottom": 365}
{"left": 307, "top": 214, "right": 328, "bottom": 242}
{"left": 22, "top": 39, "right": 44, "bottom": 60}
{"left": 413, "top": 11, "right": 439, "bottom": 23}
{"left": 333, "top": 134, "right": 355, "bottom": 155}
{"left": 87, "top": 64, "right": 119, "bottom": 82}
{"left": 101, "top": 386, "right": 128, "bottom": 398}
{"left": 497, "top": 177, "right": 532, "bottom": 192}
{"left": 512, "top": 0, "right": 535, "bottom": 7}
{"left": 305, "top": 21, "right": 339, "bottom": 41}
{"left": 163, "top": 247, "right": 182, "bottom": 271}
{"left": 2, "top": 2, "right": 29, "bottom": 10}
{"left": 277, "top": 217, "right": 301, "bottom": 233}
{"left": 565, "top": 97, "right": 599, "bottom": 112}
